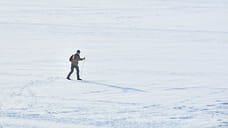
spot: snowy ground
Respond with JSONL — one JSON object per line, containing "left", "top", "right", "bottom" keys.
{"left": 0, "top": 0, "right": 228, "bottom": 127}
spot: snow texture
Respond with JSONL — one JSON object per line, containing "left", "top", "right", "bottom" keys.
{"left": 0, "top": 0, "right": 228, "bottom": 127}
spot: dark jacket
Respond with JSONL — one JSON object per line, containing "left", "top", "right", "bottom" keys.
{"left": 70, "top": 53, "right": 84, "bottom": 66}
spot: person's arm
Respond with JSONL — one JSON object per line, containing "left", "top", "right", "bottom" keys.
{"left": 80, "top": 57, "right": 85, "bottom": 60}
{"left": 79, "top": 55, "right": 85, "bottom": 61}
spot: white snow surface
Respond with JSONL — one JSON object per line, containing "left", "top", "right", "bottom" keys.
{"left": 0, "top": 0, "right": 228, "bottom": 127}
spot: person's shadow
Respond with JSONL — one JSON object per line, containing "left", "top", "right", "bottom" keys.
{"left": 80, "top": 80, "right": 145, "bottom": 92}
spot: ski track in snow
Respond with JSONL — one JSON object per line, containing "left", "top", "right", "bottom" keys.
{"left": 0, "top": 0, "right": 228, "bottom": 127}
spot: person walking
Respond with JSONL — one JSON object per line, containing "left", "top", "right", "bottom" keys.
{"left": 67, "top": 50, "right": 85, "bottom": 80}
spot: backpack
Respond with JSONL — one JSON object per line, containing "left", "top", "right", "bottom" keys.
{"left": 69, "top": 55, "right": 73, "bottom": 61}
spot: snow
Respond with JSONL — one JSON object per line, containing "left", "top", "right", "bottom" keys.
{"left": 0, "top": 0, "right": 228, "bottom": 127}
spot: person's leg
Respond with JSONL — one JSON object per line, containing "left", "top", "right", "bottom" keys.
{"left": 67, "top": 64, "right": 74, "bottom": 79}
{"left": 76, "top": 66, "right": 81, "bottom": 80}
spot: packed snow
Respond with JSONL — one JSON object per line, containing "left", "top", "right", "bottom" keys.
{"left": 0, "top": 0, "right": 228, "bottom": 128}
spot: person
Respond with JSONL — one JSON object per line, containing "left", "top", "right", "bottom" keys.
{"left": 67, "top": 50, "right": 85, "bottom": 80}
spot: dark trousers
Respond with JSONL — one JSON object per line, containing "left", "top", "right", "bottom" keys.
{"left": 67, "top": 64, "right": 80, "bottom": 79}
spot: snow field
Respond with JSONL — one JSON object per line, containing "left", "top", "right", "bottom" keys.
{"left": 0, "top": 0, "right": 228, "bottom": 127}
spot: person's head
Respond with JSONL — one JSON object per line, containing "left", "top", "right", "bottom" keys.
{"left": 76, "top": 50, "right": 81, "bottom": 54}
